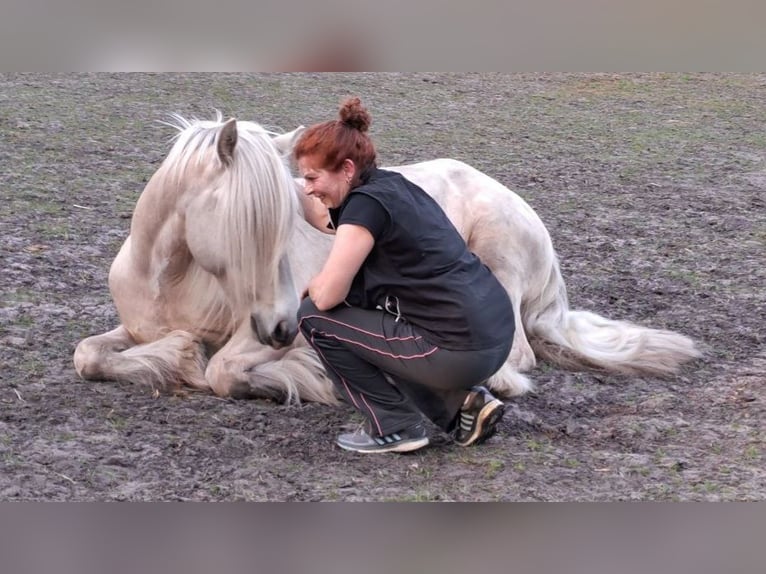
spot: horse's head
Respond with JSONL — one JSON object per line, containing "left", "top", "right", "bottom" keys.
{"left": 166, "top": 115, "right": 305, "bottom": 349}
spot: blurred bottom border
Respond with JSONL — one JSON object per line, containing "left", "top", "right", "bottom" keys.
{"left": 0, "top": 502, "right": 763, "bottom": 574}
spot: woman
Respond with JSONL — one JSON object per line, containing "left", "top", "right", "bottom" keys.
{"left": 295, "top": 97, "right": 515, "bottom": 454}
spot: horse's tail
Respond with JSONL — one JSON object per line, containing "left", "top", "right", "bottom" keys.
{"left": 524, "top": 259, "right": 701, "bottom": 376}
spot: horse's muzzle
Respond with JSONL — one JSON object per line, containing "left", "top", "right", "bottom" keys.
{"left": 272, "top": 319, "right": 297, "bottom": 347}
{"left": 252, "top": 315, "right": 298, "bottom": 349}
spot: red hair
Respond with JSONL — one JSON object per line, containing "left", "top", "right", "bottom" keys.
{"left": 293, "top": 97, "right": 377, "bottom": 182}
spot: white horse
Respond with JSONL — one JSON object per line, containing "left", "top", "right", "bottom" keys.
{"left": 74, "top": 114, "right": 700, "bottom": 403}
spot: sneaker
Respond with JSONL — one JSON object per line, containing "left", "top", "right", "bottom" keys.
{"left": 336, "top": 422, "right": 429, "bottom": 454}
{"left": 454, "top": 386, "right": 505, "bottom": 446}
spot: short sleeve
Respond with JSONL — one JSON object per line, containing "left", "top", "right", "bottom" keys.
{"left": 338, "top": 193, "right": 389, "bottom": 240}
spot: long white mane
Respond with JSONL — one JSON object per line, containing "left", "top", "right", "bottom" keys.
{"left": 161, "top": 113, "right": 299, "bottom": 316}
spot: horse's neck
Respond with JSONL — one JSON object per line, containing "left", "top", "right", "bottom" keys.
{"left": 129, "top": 165, "right": 217, "bottom": 282}
{"left": 289, "top": 209, "right": 333, "bottom": 291}
{"left": 126, "top": 173, "right": 182, "bottom": 263}
{"left": 132, "top": 175, "right": 175, "bottom": 230}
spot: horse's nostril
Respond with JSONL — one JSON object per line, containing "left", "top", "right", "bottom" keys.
{"left": 251, "top": 315, "right": 295, "bottom": 348}
{"left": 273, "top": 320, "right": 291, "bottom": 344}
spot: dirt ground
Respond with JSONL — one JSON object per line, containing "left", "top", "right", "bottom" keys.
{"left": 0, "top": 73, "right": 763, "bottom": 501}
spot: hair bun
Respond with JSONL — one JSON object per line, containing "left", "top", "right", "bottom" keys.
{"left": 339, "top": 96, "right": 371, "bottom": 132}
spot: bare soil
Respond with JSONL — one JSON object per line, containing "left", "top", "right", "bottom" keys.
{"left": 0, "top": 73, "right": 763, "bottom": 501}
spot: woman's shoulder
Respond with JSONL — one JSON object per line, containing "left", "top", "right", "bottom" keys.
{"left": 359, "top": 168, "right": 417, "bottom": 194}
{"left": 362, "top": 167, "right": 399, "bottom": 185}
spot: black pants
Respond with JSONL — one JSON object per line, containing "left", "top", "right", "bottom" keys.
{"left": 298, "top": 298, "right": 513, "bottom": 437}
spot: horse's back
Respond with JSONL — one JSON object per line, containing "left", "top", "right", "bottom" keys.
{"left": 387, "top": 158, "right": 550, "bottom": 249}
{"left": 388, "top": 158, "right": 507, "bottom": 202}
{"left": 389, "top": 158, "right": 542, "bottom": 214}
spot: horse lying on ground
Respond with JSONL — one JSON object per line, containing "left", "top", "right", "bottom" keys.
{"left": 74, "top": 114, "right": 700, "bottom": 403}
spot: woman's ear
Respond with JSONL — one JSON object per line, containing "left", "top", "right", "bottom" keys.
{"left": 343, "top": 158, "right": 356, "bottom": 180}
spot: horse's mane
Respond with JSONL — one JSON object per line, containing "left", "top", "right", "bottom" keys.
{"left": 161, "top": 113, "right": 299, "bottom": 318}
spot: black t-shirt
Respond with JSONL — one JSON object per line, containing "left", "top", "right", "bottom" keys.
{"left": 330, "top": 168, "right": 514, "bottom": 351}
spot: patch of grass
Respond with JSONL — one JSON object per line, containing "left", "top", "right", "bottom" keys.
{"left": 743, "top": 444, "right": 761, "bottom": 461}
{"left": 693, "top": 481, "right": 721, "bottom": 495}
{"left": 485, "top": 459, "right": 505, "bottom": 479}
{"left": 322, "top": 489, "right": 340, "bottom": 501}
{"left": 208, "top": 484, "right": 227, "bottom": 497}
{"left": 535, "top": 361, "right": 557, "bottom": 373}
{"left": 444, "top": 449, "right": 479, "bottom": 465}
{"left": 386, "top": 491, "right": 439, "bottom": 502}
{"left": 105, "top": 410, "right": 129, "bottom": 430}
{"left": 8, "top": 313, "right": 34, "bottom": 328}
{"left": 30, "top": 221, "right": 72, "bottom": 241}
{"left": 648, "top": 483, "right": 681, "bottom": 501}
{"left": 18, "top": 356, "right": 45, "bottom": 377}
{"left": 94, "top": 466, "right": 119, "bottom": 483}
{"left": 525, "top": 438, "right": 549, "bottom": 452}
{"left": 13, "top": 200, "right": 64, "bottom": 216}
{"left": 666, "top": 268, "right": 705, "bottom": 288}
{"left": 2, "top": 289, "right": 40, "bottom": 305}
{"left": 2, "top": 451, "right": 22, "bottom": 466}
{"left": 629, "top": 465, "right": 652, "bottom": 478}
{"left": 407, "top": 463, "right": 433, "bottom": 480}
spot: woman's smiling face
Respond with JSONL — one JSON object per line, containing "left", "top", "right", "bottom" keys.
{"left": 298, "top": 156, "right": 355, "bottom": 209}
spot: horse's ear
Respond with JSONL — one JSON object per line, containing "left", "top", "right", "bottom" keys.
{"left": 272, "top": 125, "right": 306, "bottom": 157}
{"left": 217, "top": 118, "right": 238, "bottom": 166}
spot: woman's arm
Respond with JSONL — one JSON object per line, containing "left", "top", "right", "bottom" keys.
{"left": 307, "top": 223, "right": 374, "bottom": 310}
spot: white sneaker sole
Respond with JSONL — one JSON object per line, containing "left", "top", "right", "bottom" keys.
{"left": 336, "top": 436, "right": 430, "bottom": 454}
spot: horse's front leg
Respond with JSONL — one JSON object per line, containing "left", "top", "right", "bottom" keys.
{"left": 73, "top": 325, "right": 209, "bottom": 393}
{"left": 74, "top": 325, "right": 136, "bottom": 380}
{"left": 206, "top": 323, "right": 337, "bottom": 405}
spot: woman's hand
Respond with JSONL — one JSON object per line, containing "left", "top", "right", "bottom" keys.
{"left": 306, "top": 223, "right": 374, "bottom": 311}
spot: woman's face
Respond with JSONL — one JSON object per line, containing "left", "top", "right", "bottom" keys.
{"left": 297, "top": 156, "right": 354, "bottom": 209}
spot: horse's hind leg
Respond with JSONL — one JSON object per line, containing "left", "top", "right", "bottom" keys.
{"left": 73, "top": 326, "right": 209, "bottom": 393}
{"left": 476, "top": 264, "right": 537, "bottom": 397}
{"left": 464, "top": 223, "right": 537, "bottom": 397}
{"left": 485, "top": 295, "right": 536, "bottom": 397}
{"left": 509, "top": 296, "right": 537, "bottom": 373}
